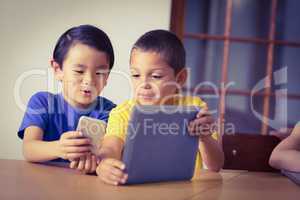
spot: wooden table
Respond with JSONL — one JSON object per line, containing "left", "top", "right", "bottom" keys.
{"left": 0, "top": 159, "right": 299, "bottom": 200}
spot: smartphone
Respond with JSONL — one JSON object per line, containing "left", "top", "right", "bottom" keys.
{"left": 76, "top": 116, "right": 107, "bottom": 155}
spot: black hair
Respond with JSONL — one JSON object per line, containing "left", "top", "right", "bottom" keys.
{"left": 53, "top": 24, "right": 114, "bottom": 69}
{"left": 131, "top": 29, "right": 185, "bottom": 74}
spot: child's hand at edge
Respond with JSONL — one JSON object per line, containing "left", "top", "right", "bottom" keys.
{"left": 96, "top": 158, "right": 128, "bottom": 186}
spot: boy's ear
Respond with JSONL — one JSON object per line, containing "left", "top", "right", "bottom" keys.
{"left": 175, "top": 68, "right": 187, "bottom": 86}
{"left": 50, "top": 59, "right": 63, "bottom": 81}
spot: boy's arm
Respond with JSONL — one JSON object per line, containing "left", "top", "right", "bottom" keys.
{"left": 199, "top": 136, "right": 224, "bottom": 172}
{"left": 189, "top": 105, "right": 224, "bottom": 172}
{"left": 98, "top": 136, "right": 124, "bottom": 160}
{"left": 96, "top": 136, "right": 128, "bottom": 185}
{"left": 269, "top": 126, "right": 300, "bottom": 171}
{"left": 23, "top": 126, "right": 61, "bottom": 162}
{"left": 23, "top": 126, "right": 90, "bottom": 162}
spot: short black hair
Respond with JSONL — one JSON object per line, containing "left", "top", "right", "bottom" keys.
{"left": 131, "top": 29, "right": 185, "bottom": 74}
{"left": 53, "top": 24, "right": 114, "bottom": 69}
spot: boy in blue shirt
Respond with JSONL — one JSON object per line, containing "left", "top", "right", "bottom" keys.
{"left": 18, "top": 25, "right": 116, "bottom": 173}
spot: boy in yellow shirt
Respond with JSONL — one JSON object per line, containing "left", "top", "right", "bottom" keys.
{"left": 72, "top": 30, "right": 224, "bottom": 184}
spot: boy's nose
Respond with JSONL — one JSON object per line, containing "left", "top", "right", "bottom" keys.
{"left": 141, "top": 82, "right": 151, "bottom": 89}
{"left": 140, "top": 78, "right": 152, "bottom": 89}
{"left": 82, "top": 73, "right": 93, "bottom": 85}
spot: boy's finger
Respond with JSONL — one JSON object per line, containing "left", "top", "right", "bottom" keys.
{"left": 66, "top": 153, "right": 87, "bottom": 160}
{"left": 110, "top": 166, "right": 126, "bottom": 178}
{"left": 107, "top": 159, "right": 125, "bottom": 170}
{"left": 95, "top": 164, "right": 101, "bottom": 176}
{"left": 199, "top": 130, "right": 212, "bottom": 136}
{"left": 197, "top": 112, "right": 210, "bottom": 119}
{"left": 84, "top": 154, "right": 92, "bottom": 173}
{"left": 108, "top": 173, "right": 123, "bottom": 185}
{"left": 69, "top": 160, "right": 79, "bottom": 169}
{"left": 109, "top": 166, "right": 128, "bottom": 184}
{"left": 196, "top": 107, "right": 210, "bottom": 118}
{"left": 77, "top": 157, "right": 86, "bottom": 171}
{"left": 121, "top": 174, "right": 128, "bottom": 184}
{"left": 65, "top": 146, "right": 91, "bottom": 154}
{"left": 91, "top": 155, "right": 97, "bottom": 173}
{"left": 190, "top": 116, "right": 214, "bottom": 126}
{"left": 64, "top": 138, "right": 91, "bottom": 146}
{"left": 62, "top": 131, "right": 84, "bottom": 139}
{"left": 68, "top": 157, "right": 78, "bottom": 162}
{"left": 100, "top": 175, "right": 119, "bottom": 186}
{"left": 188, "top": 120, "right": 200, "bottom": 133}
{"left": 96, "top": 157, "right": 102, "bottom": 165}
{"left": 188, "top": 122, "right": 213, "bottom": 135}
{"left": 72, "top": 138, "right": 91, "bottom": 146}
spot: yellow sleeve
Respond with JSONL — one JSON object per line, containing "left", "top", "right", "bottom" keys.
{"left": 105, "top": 101, "right": 132, "bottom": 142}
{"left": 189, "top": 96, "right": 207, "bottom": 109}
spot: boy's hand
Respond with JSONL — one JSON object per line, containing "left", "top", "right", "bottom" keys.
{"left": 188, "top": 107, "right": 215, "bottom": 139}
{"left": 96, "top": 158, "right": 128, "bottom": 185}
{"left": 69, "top": 153, "right": 99, "bottom": 174}
{"left": 57, "top": 131, "right": 91, "bottom": 160}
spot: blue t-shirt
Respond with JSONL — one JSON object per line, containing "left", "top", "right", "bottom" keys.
{"left": 18, "top": 91, "right": 116, "bottom": 161}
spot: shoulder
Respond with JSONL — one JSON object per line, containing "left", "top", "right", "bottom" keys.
{"left": 106, "top": 100, "right": 134, "bottom": 141}
{"left": 179, "top": 96, "right": 207, "bottom": 108}
{"left": 27, "top": 91, "right": 56, "bottom": 108}
{"left": 97, "top": 96, "right": 116, "bottom": 111}
{"left": 110, "top": 100, "right": 135, "bottom": 116}
{"left": 25, "top": 91, "right": 62, "bottom": 115}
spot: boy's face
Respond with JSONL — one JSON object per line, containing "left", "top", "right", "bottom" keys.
{"left": 52, "top": 43, "right": 110, "bottom": 108}
{"left": 130, "top": 49, "right": 186, "bottom": 105}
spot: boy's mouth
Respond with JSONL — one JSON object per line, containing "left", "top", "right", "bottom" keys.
{"left": 82, "top": 89, "right": 92, "bottom": 96}
{"left": 138, "top": 93, "right": 157, "bottom": 100}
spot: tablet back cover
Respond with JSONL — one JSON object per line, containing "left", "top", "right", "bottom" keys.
{"left": 123, "top": 105, "right": 199, "bottom": 184}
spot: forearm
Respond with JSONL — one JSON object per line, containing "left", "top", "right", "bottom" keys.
{"left": 98, "top": 146, "right": 121, "bottom": 160}
{"left": 199, "top": 136, "right": 224, "bottom": 172}
{"left": 97, "top": 136, "right": 124, "bottom": 161}
{"left": 269, "top": 150, "right": 300, "bottom": 171}
{"left": 23, "top": 140, "right": 60, "bottom": 162}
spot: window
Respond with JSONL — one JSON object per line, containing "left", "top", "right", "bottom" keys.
{"left": 171, "top": 0, "right": 300, "bottom": 135}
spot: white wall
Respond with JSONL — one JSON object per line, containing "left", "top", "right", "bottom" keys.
{"left": 0, "top": 0, "right": 171, "bottom": 159}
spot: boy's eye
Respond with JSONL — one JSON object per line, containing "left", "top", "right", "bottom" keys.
{"left": 96, "top": 72, "right": 107, "bottom": 76}
{"left": 152, "top": 75, "right": 163, "bottom": 79}
{"left": 131, "top": 74, "right": 140, "bottom": 78}
{"left": 74, "top": 70, "right": 84, "bottom": 74}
